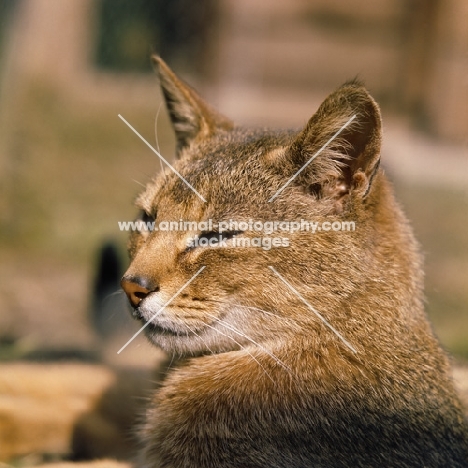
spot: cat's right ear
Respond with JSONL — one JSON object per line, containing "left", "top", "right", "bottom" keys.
{"left": 153, "top": 57, "right": 234, "bottom": 156}
{"left": 270, "top": 81, "right": 382, "bottom": 211}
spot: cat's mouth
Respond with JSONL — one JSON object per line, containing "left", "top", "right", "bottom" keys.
{"left": 144, "top": 320, "right": 189, "bottom": 337}
{"left": 136, "top": 304, "right": 217, "bottom": 338}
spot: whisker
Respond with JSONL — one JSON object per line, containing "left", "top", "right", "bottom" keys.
{"left": 182, "top": 321, "right": 215, "bottom": 355}
{"left": 104, "top": 289, "right": 124, "bottom": 299}
{"left": 101, "top": 289, "right": 125, "bottom": 307}
{"left": 209, "top": 300, "right": 300, "bottom": 325}
{"left": 230, "top": 303, "right": 278, "bottom": 317}
{"left": 166, "top": 352, "right": 176, "bottom": 371}
{"left": 229, "top": 303, "right": 302, "bottom": 331}
{"left": 204, "top": 312, "right": 293, "bottom": 377}
{"left": 154, "top": 102, "right": 167, "bottom": 181}
{"left": 203, "top": 322, "right": 276, "bottom": 385}
{"left": 131, "top": 179, "right": 146, "bottom": 188}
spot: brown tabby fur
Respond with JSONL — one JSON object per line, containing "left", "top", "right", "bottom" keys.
{"left": 119, "top": 58, "right": 468, "bottom": 467}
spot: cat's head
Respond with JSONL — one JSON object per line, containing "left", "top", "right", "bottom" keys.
{"left": 121, "top": 58, "right": 384, "bottom": 356}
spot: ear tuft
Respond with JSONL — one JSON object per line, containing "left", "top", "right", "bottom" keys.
{"left": 152, "top": 56, "right": 234, "bottom": 155}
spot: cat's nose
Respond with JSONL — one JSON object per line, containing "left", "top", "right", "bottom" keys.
{"left": 121, "top": 276, "right": 158, "bottom": 308}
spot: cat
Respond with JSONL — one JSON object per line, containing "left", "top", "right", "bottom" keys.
{"left": 118, "top": 57, "right": 468, "bottom": 467}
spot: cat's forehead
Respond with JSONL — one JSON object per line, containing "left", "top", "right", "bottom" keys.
{"left": 197, "top": 128, "right": 293, "bottom": 164}
{"left": 136, "top": 128, "right": 295, "bottom": 215}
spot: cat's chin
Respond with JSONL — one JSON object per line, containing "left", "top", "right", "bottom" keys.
{"left": 142, "top": 321, "right": 240, "bottom": 356}
{"left": 144, "top": 320, "right": 187, "bottom": 337}
{"left": 142, "top": 320, "right": 203, "bottom": 353}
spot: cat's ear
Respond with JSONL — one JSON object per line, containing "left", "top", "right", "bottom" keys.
{"left": 152, "top": 56, "right": 234, "bottom": 155}
{"left": 281, "top": 81, "right": 381, "bottom": 206}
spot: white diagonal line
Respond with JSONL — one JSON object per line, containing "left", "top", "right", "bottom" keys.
{"left": 268, "top": 266, "right": 357, "bottom": 353}
{"left": 117, "top": 266, "right": 206, "bottom": 354}
{"left": 118, "top": 114, "right": 206, "bottom": 202}
{"left": 268, "top": 114, "right": 356, "bottom": 202}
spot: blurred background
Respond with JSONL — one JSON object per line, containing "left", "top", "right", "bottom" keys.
{"left": 0, "top": 0, "right": 467, "bottom": 365}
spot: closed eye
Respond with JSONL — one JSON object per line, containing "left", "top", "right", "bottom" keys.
{"left": 187, "top": 230, "right": 243, "bottom": 250}
{"left": 199, "top": 230, "right": 243, "bottom": 243}
{"left": 140, "top": 210, "right": 156, "bottom": 223}
{"left": 134, "top": 210, "right": 156, "bottom": 237}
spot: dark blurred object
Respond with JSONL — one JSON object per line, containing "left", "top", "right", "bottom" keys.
{"left": 0, "top": 0, "right": 17, "bottom": 51}
{"left": 94, "top": 0, "right": 159, "bottom": 72}
{"left": 399, "top": 0, "right": 439, "bottom": 129}
{"left": 399, "top": 0, "right": 468, "bottom": 139}
{"left": 72, "top": 366, "right": 155, "bottom": 462}
{"left": 94, "top": 0, "right": 217, "bottom": 76}
{"left": 90, "top": 240, "right": 128, "bottom": 339}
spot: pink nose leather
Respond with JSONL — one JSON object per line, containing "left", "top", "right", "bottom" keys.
{"left": 120, "top": 277, "right": 151, "bottom": 307}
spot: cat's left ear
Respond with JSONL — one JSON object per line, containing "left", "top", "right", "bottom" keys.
{"left": 279, "top": 81, "right": 382, "bottom": 206}
{"left": 153, "top": 56, "right": 234, "bottom": 156}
